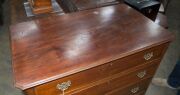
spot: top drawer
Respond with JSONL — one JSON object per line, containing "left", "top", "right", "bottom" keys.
{"left": 34, "top": 43, "right": 168, "bottom": 95}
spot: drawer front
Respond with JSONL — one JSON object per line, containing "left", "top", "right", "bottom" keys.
{"left": 35, "top": 59, "right": 160, "bottom": 95}
{"left": 70, "top": 77, "right": 151, "bottom": 95}
{"left": 105, "top": 79, "right": 150, "bottom": 95}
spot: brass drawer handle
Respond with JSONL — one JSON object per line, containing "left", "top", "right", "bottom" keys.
{"left": 137, "top": 70, "right": 146, "bottom": 78}
{"left": 57, "top": 81, "right": 71, "bottom": 95}
{"left": 131, "top": 87, "right": 139, "bottom": 94}
{"left": 144, "top": 52, "right": 153, "bottom": 60}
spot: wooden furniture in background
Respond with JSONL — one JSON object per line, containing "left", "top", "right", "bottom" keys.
{"left": 71, "top": 0, "right": 121, "bottom": 11}
{"left": 57, "top": 0, "right": 122, "bottom": 13}
{"left": 28, "top": 0, "right": 53, "bottom": 14}
{"left": 10, "top": 4, "right": 174, "bottom": 95}
{"left": 10, "top": 0, "right": 64, "bottom": 25}
{"left": 57, "top": 0, "right": 78, "bottom": 13}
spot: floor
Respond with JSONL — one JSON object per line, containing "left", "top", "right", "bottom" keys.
{"left": 0, "top": 0, "right": 179, "bottom": 95}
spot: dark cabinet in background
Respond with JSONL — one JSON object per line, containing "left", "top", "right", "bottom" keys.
{"left": 0, "top": 0, "right": 5, "bottom": 25}
{"left": 124, "top": 0, "right": 160, "bottom": 21}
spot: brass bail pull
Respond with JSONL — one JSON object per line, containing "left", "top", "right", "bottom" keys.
{"left": 57, "top": 81, "right": 71, "bottom": 95}
{"left": 144, "top": 52, "right": 153, "bottom": 60}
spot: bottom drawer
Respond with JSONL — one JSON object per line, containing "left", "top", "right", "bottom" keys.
{"left": 71, "top": 78, "right": 151, "bottom": 95}
{"left": 106, "top": 79, "right": 151, "bottom": 95}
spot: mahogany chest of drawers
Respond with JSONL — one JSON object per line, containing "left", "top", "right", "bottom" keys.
{"left": 10, "top": 4, "right": 174, "bottom": 95}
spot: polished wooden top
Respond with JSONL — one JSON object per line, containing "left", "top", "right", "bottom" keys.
{"left": 10, "top": 4, "right": 173, "bottom": 90}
